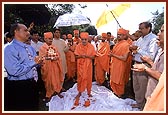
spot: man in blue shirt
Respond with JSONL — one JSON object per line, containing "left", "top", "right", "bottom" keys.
{"left": 4, "top": 23, "right": 43, "bottom": 111}
{"left": 130, "top": 22, "right": 159, "bottom": 110}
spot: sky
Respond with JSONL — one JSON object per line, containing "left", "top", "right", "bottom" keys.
{"left": 73, "top": 2, "right": 165, "bottom": 36}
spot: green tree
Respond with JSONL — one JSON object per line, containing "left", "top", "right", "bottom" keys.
{"left": 4, "top": 4, "right": 98, "bottom": 37}
{"left": 151, "top": 8, "right": 164, "bottom": 34}
{"left": 4, "top": 4, "right": 51, "bottom": 33}
{"left": 58, "top": 24, "right": 97, "bottom": 36}
{"left": 27, "top": 4, "right": 76, "bottom": 36}
{"left": 46, "top": 4, "right": 75, "bottom": 26}
{"left": 4, "top": 4, "right": 24, "bottom": 32}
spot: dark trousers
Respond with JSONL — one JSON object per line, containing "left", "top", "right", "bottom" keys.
{"left": 36, "top": 66, "right": 45, "bottom": 93}
{"left": 4, "top": 78, "right": 39, "bottom": 111}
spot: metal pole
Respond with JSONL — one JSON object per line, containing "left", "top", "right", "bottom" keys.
{"left": 106, "top": 4, "right": 122, "bottom": 28}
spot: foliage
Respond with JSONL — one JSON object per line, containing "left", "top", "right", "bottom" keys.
{"left": 78, "top": 4, "right": 87, "bottom": 9}
{"left": 4, "top": 4, "right": 25, "bottom": 32}
{"left": 46, "top": 4, "right": 75, "bottom": 26}
{"left": 59, "top": 24, "right": 97, "bottom": 36}
{"left": 47, "top": 4, "right": 74, "bottom": 15}
{"left": 150, "top": 8, "right": 164, "bottom": 34}
{"left": 4, "top": 4, "right": 98, "bottom": 36}
{"left": 4, "top": 4, "right": 51, "bottom": 33}
{"left": 85, "top": 26, "right": 98, "bottom": 35}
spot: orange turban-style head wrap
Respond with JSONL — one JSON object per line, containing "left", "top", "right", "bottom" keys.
{"left": 80, "top": 32, "right": 89, "bottom": 39}
{"left": 73, "top": 30, "right": 79, "bottom": 34}
{"left": 102, "top": 33, "right": 107, "bottom": 37}
{"left": 67, "top": 34, "right": 72, "bottom": 39}
{"left": 101, "top": 33, "right": 107, "bottom": 40}
{"left": 44, "top": 32, "right": 53, "bottom": 39}
{"left": 117, "top": 28, "right": 128, "bottom": 35}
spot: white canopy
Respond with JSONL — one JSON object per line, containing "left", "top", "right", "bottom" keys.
{"left": 53, "top": 13, "right": 90, "bottom": 27}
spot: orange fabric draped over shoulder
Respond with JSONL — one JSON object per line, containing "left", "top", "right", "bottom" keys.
{"left": 65, "top": 43, "right": 77, "bottom": 79}
{"left": 74, "top": 43, "right": 96, "bottom": 94}
{"left": 110, "top": 40, "right": 130, "bottom": 96}
{"left": 95, "top": 41, "right": 110, "bottom": 84}
{"left": 143, "top": 70, "right": 165, "bottom": 111}
{"left": 39, "top": 43, "right": 63, "bottom": 98}
{"left": 73, "top": 37, "right": 81, "bottom": 44}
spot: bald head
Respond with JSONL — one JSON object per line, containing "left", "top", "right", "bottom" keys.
{"left": 10, "top": 23, "right": 30, "bottom": 42}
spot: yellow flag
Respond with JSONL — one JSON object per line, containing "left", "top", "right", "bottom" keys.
{"left": 96, "top": 3, "right": 131, "bottom": 28}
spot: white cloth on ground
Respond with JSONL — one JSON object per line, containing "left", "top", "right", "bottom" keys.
{"left": 49, "top": 82, "right": 139, "bottom": 111}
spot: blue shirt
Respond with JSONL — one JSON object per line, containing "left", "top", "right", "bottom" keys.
{"left": 133, "top": 32, "right": 159, "bottom": 62}
{"left": 4, "top": 39, "right": 37, "bottom": 80}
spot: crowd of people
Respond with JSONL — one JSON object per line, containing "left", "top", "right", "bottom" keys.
{"left": 3, "top": 21, "right": 165, "bottom": 111}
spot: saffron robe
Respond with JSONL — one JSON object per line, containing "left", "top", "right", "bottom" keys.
{"left": 110, "top": 40, "right": 130, "bottom": 96}
{"left": 39, "top": 43, "right": 63, "bottom": 98}
{"left": 65, "top": 44, "right": 77, "bottom": 79}
{"left": 143, "top": 69, "right": 165, "bottom": 111}
{"left": 95, "top": 41, "right": 110, "bottom": 84}
{"left": 74, "top": 43, "right": 96, "bottom": 94}
{"left": 73, "top": 37, "right": 81, "bottom": 45}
